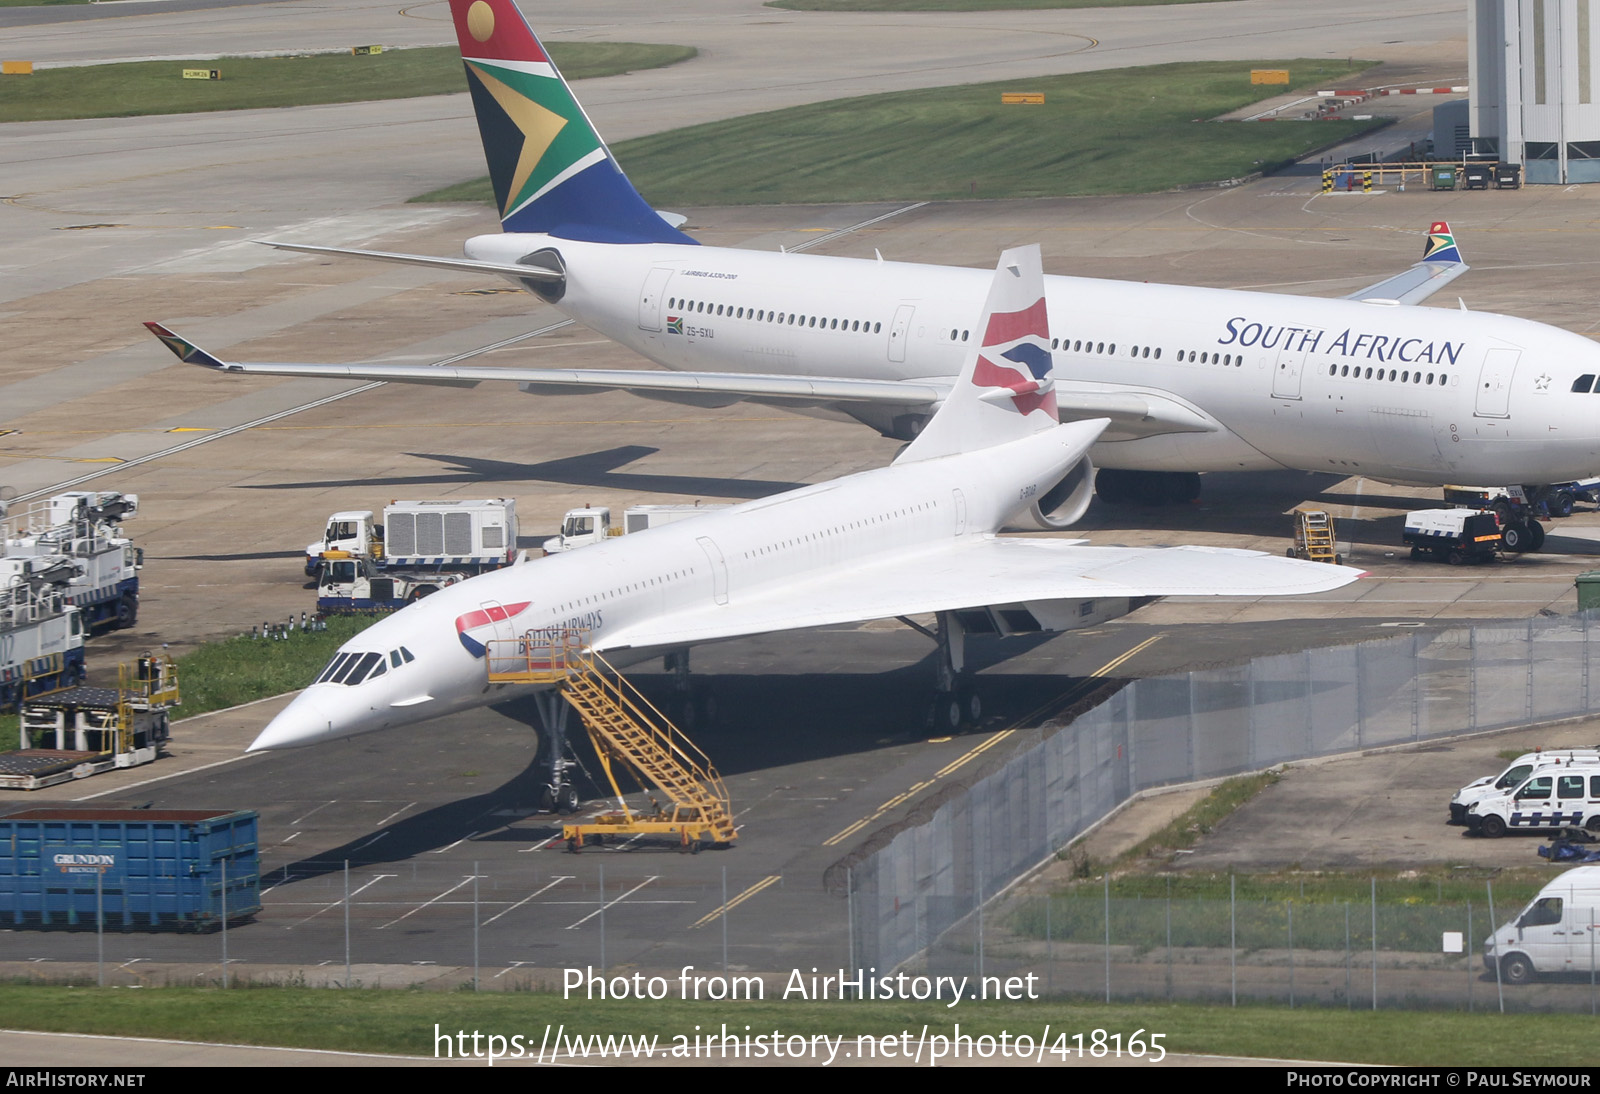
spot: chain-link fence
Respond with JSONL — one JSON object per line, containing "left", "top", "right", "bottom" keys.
{"left": 848, "top": 613, "right": 1600, "bottom": 1009}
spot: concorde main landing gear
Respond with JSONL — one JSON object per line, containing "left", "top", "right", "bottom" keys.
{"left": 1095, "top": 468, "right": 1202, "bottom": 506}
{"left": 664, "top": 648, "right": 717, "bottom": 730}
{"left": 897, "top": 611, "right": 983, "bottom": 733}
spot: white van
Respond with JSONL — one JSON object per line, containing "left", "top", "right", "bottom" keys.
{"left": 1464, "top": 761, "right": 1600, "bottom": 837}
{"left": 1451, "top": 750, "right": 1600, "bottom": 823}
{"left": 1485, "top": 866, "right": 1600, "bottom": 983}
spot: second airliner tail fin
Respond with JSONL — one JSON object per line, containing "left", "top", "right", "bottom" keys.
{"left": 447, "top": 0, "right": 694, "bottom": 245}
{"left": 895, "top": 244, "right": 1061, "bottom": 464}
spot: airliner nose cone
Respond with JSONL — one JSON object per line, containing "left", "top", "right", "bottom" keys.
{"left": 249, "top": 693, "right": 337, "bottom": 752}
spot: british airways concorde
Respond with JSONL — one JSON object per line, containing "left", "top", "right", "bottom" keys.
{"left": 230, "top": 246, "right": 1360, "bottom": 809}
{"left": 150, "top": 0, "right": 1600, "bottom": 544}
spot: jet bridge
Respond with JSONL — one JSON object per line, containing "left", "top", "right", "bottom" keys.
{"left": 485, "top": 629, "right": 736, "bottom": 852}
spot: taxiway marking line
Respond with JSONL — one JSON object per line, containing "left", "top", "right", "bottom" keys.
{"left": 482, "top": 875, "right": 573, "bottom": 926}
{"left": 690, "top": 875, "right": 782, "bottom": 929}
{"left": 565, "top": 876, "right": 659, "bottom": 930}
{"left": 821, "top": 634, "right": 1165, "bottom": 848}
{"left": 376, "top": 875, "right": 477, "bottom": 930}
{"left": 286, "top": 874, "right": 395, "bottom": 928}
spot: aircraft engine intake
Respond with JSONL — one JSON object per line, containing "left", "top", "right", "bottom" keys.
{"left": 1018, "top": 454, "right": 1095, "bottom": 530}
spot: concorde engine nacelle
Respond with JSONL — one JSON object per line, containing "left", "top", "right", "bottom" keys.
{"left": 1011, "top": 454, "right": 1095, "bottom": 531}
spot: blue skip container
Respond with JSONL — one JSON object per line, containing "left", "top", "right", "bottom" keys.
{"left": 0, "top": 808, "right": 259, "bottom": 931}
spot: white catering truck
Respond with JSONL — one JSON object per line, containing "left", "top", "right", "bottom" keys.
{"left": 543, "top": 503, "right": 728, "bottom": 552}
{"left": 3, "top": 492, "right": 141, "bottom": 630}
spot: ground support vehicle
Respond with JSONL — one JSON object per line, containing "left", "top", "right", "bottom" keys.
{"left": 1465, "top": 760, "right": 1600, "bottom": 837}
{"left": 0, "top": 806, "right": 257, "bottom": 930}
{"left": 1485, "top": 866, "right": 1600, "bottom": 983}
{"left": 486, "top": 629, "right": 736, "bottom": 850}
{"left": 0, "top": 581, "right": 84, "bottom": 713}
{"left": 316, "top": 556, "right": 471, "bottom": 613}
{"left": 3, "top": 492, "right": 141, "bottom": 631}
{"left": 544, "top": 502, "right": 728, "bottom": 552}
{"left": 0, "top": 655, "right": 178, "bottom": 790}
{"left": 1452, "top": 749, "right": 1600, "bottom": 822}
{"left": 1442, "top": 485, "right": 1546, "bottom": 552}
{"left": 1403, "top": 508, "right": 1503, "bottom": 564}
{"left": 1544, "top": 479, "right": 1600, "bottom": 517}
{"left": 306, "top": 499, "right": 518, "bottom": 579}
{"left": 1287, "top": 509, "right": 1340, "bottom": 564}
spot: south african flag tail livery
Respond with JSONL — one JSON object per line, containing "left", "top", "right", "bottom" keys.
{"left": 450, "top": 0, "right": 694, "bottom": 245}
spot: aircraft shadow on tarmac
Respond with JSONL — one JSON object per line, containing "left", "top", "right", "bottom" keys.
{"left": 240, "top": 446, "right": 806, "bottom": 500}
{"left": 275, "top": 648, "right": 1111, "bottom": 879}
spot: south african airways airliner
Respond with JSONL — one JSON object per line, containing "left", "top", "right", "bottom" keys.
{"left": 149, "top": 0, "right": 1600, "bottom": 545}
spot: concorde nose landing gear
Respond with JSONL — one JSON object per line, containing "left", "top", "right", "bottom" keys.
{"left": 1094, "top": 468, "right": 1202, "bottom": 506}
{"left": 530, "top": 690, "right": 582, "bottom": 815}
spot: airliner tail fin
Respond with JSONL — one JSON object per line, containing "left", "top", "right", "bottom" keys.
{"left": 447, "top": 0, "right": 695, "bottom": 245}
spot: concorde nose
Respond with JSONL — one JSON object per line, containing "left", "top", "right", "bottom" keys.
{"left": 248, "top": 692, "right": 340, "bottom": 752}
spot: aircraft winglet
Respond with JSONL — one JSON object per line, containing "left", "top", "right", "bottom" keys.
{"left": 144, "top": 322, "right": 237, "bottom": 371}
{"left": 1422, "top": 220, "right": 1463, "bottom": 265}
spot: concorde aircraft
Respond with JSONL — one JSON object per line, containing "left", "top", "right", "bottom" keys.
{"left": 148, "top": 0, "right": 1600, "bottom": 550}
{"left": 236, "top": 246, "right": 1359, "bottom": 806}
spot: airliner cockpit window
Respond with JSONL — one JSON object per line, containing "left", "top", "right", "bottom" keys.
{"left": 1573, "top": 375, "right": 1595, "bottom": 393}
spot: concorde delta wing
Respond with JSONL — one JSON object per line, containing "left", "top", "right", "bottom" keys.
{"left": 592, "top": 538, "right": 1361, "bottom": 654}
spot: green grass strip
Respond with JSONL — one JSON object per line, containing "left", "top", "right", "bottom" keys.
{"left": 170, "top": 616, "right": 380, "bottom": 719}
{"left": 0, "top": 43, "right": 696, "bottom": 123}
{"left": 0, "top": 984, "right": 1585, "bottom": 1065}
{"left": 414, "top": 59, "right": 1379, "bottom": 207}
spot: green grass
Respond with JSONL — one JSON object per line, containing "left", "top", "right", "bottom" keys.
{"left": 414, "top": 59, "right": 1380, "bottom": 207}
{"left": 171, "top": 616, "right": 380, "bottom": 719}
{"left": 768, "top": 0, "right": 1230, "bottom": 8}
{"left": 0, "top": 984, "right": 1588, "bottom": 1064}
{"left": 0, "top": 43, "right": 696, "bottom": 123}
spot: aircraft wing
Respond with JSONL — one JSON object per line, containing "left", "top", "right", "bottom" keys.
{"left": 1344, "top": 220, "right": 1468, "bottom": 305}
{"left": 255, "top": 241, "right": 565, "bottom": 285}
{"left": 143, "top": 322, "right": 947, "bottom": 406}
{"left": 146, "top": 323, "right": 1219, "bottom": 433}
{"left": 594, "top": 537, "right": 1361, "bottom": 653}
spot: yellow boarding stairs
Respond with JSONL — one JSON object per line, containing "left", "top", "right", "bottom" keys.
{"left": 1288, "top": 508, "right": 1341, "bottom": 566}
{"left": 485, "top": 629, "right": 737, "bottom": 853}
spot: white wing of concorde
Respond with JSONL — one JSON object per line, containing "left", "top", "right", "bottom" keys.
{"left": 1343, "top": 220, "right": 1469, "bottom": 305}
{"left": 593, "top": 539, "right": 1360, "bottom": 654}
{"left": 142, "top": 323, "right": 1218, "bottom": 437}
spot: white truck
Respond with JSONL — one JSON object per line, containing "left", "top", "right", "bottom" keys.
{"left": 0, "top": 575, "right": 85, "bottom": 713}
{"left": 305, "top": 499, "right": 518, "bottom": 578}
{"left": 316, "top": 556, "right": 473, "bottom": 613}
{"left": 3, "top": 492, "right": 141, "bottom": 631}
{"left": 1451, "top": 750, "right": 1600, "bottom": 822}
{"left": 1485, "top": 866, "right": 1600, "bottom": 983}
{"left": 543, "top": 503, "right": 728, "bottom": 552}
{"left": 1464, "top": 760, "right": 1600, "bottom": 838}
{"left": 1402, "top": 508, "right": 1503, "bottom": 565}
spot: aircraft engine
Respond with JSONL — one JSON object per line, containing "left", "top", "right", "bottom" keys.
{"left": 1017, "top": 454, "right": 1095, "bottom": 530}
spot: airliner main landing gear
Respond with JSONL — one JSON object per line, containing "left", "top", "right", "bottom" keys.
{"left": 900, "top": 611, "right": 983, "bottom": 733}
{"left": 664, "top": 648, "right": 716, "bottom": 728}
